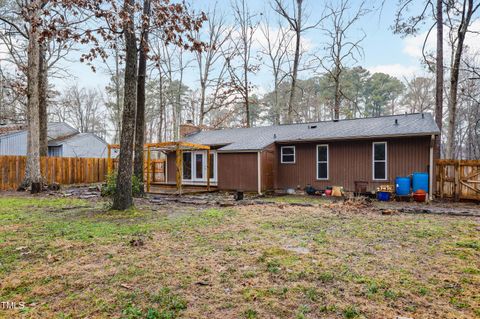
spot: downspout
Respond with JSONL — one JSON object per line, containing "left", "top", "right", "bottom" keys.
{"left": 429, "top": 134, "right": 434, "bottom": 201}
{"left": 257, "top": 151, "right": 262, "bottom": 195}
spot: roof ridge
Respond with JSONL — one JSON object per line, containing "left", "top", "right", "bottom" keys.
{"left": 207, "top": 112, "right": 432, "bottom": 133}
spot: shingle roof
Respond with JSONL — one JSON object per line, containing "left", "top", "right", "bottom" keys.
{"left": 183, "top": 113, "right": 440, "bottom": 152}
{"left": 0, "top": 124, "right": 27, "bottom": 136}
{"left": 0, "top": 122, "right": 78, "bottom": 140}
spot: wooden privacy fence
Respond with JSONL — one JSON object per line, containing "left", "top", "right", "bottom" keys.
{"left": 436, "top": 159, "right": 480, "bottom": 201}
{"left": 0, "top": 156, "right": 166, "bottom": 191}
{"left": 0, "top": 156, "right": 109, "bottom": 191}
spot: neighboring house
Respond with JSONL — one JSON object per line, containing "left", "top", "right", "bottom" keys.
{"left": 0, "top": 122, "right": 110, "bottom": 158}
{"left": 165, "top": 113, "right": 440, "bottom": 196}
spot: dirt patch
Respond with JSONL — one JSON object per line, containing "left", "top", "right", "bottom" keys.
{"left": 0, "top": 194, "right": 478, "bottom": 319}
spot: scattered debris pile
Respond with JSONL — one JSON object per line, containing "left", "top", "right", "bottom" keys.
{"left": 35, "top": 185, "right": 478, "bottom": 218}
{"left": 379, "top": 206, "right": 480, "bottom": 217}
{"left": 324, "top": 196, "right": 375, "bottom": 215}
{"left": 62, "top": 185, "right": 101, "bottom": 199}
{"left": 148, "top": 193, "right": 267, "bottom": 207}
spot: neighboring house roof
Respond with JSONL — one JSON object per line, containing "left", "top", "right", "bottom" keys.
{"left": 48, "top": 132, "right": 105, "bottom": 146}
{"left": 0, "top": 123, "right": 27, "bottom": 136}
{"left": 46, "top": 122, "right": 79, "bottom": 140}
{"left": 0, "top": 122, "right": 110, "bottom": 158}
{"left": 183, "top": 113, "right": 440, "bottom": 152}
{"left": 49, "top": 132, "right": 110, "bottom": 158}
{"left": 0, "top": 122, "right": 79, "bottom": 141}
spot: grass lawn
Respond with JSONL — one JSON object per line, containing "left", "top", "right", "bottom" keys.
{"left": 0, "top": 196, "right": 479, "bottom": 319}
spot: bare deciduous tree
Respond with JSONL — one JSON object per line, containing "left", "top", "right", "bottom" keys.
{"left": 435, "top": 0, "right": 444, "bottom": 161}
{"left": 402, "top": 75, "right": 435, "bottom": 113}
{"left": 112, "top": 0, "right": 138, "bottom": 210}
{"left": 133, "top": 0, "right": 152, "bottom": 194}
{"left": 273, "top": 0, "right": 325, "bottom": 123}
{"left": 192, "top": 5, "right": 232, "bottom": 126}
{"left": 445, "top": 0, "right": 480, "bottom": 159}
{"left": 259, "top": 14, "right": 292, "bottom": 124}
{"left": 54, "top": 84, "right": 107, "bottom": 138}
{"left": 317, "top": 0, "right": 367, "bottom": 120}
{"left": 225, "top": 0, "right": 259, "bottom": 127}
{"left": 25, "top": 2, "right": 41, "bottom": 193}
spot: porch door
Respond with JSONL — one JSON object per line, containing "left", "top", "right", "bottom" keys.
{"left": 193, "top": 152, "right": 205, "bottom": 182}
{"left": 181, "top": 151, "right": 216, "bottom": 184}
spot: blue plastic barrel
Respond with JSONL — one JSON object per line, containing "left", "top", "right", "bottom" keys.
{"left": 377, "top": 191, "right": 391, "bottom": 201}
{"left": 412, "top": 172, "right": 429, "bottom": 193}
{"left": 395, "top": 177, "right": 411, "bottom": 196}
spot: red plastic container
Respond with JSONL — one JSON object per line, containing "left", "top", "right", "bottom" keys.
{"left": 413, "top": 189, "right": 427, "bottom": 202}
{"left": 325, "top": 189, "right": 332, "bottom": 196}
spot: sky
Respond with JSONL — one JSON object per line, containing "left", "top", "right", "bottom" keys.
{"left": 47, "top": 0, "right": 479, "bottom": 93}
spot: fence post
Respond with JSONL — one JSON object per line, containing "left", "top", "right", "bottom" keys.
{"left": 439, "top": 162, "right": 444, "bottom": 199}
{"left": 146, "top": 146, "right": 151, "bottom": 193}
{"left": 107, "top": 145, "right": 112, "bottom": 175}
{"left": 454, "top": 161, "right": 460, "bottom": 201}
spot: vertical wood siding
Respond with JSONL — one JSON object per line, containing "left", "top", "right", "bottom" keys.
{"left": 166, "top": 151, "right": 259, "bottom": 191}
{"left": 217, "top": 152, "right": 258, "bottom": 191}
{"left": 275, "top": 137, "right": 430, "bottom": 192}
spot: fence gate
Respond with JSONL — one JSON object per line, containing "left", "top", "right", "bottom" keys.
{"left": 436, "top": 160, "right": 480, "bottom": 201}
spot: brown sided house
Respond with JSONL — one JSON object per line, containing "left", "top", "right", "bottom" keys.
{"left": 164, "top": 113, "right": 440, "bottom": 197}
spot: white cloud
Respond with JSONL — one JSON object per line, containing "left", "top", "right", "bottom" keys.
{"left": 402, "top": 20, "right": 480, "bottom": 60}
{"left": 376, "top": 19, "right": 480, "bottom": 79}
{"left": 367, "top": 64, "right": 420, "bottom": 79}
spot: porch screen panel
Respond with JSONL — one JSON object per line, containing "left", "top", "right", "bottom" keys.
{"left": 195, "top": 154, "right": 203, "bottom": 179}
{"left": 183, "top": 152, "right": 192, "bottom": 180}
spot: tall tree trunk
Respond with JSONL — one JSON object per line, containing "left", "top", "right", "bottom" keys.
{"left": 173, "top": 52, "right": 184, "bottom": 140}
{"left": 286, "top": 0, "right": 302, "bottom": 124}
{"left": 445, "top": 1, "right": 472, "bottom": 159}
{"left": 133, "top": 0, "right": 151, "bottom": 193}
{"left": 38, "top": 42, "right": 48, "bottom": 157}
{"left": 157, "top": 73, "right": 164, "bottom": 142}
{"left": 244, "top": 57, "right": 250, "bottom": 127}
{"left": 114, "top": 47, "right": 122, "bottom": 143}
{"left": 199, "top": 80, "right": 206, "bottom": 126}
{"left": 112, "top": 0, "right": 138, "bottom": 210}
{"left": 333, "top": 66, "right": 341, "bottom": 120}
{"left": 434, "top": 0, "right": 443, "bottom": 160}
{"left": 273, "top": 79, "right": 280, "bottom": 125}
{"left": 287, "top": 25, "right": 301, "bottom": 124}
{"left": 25, "top": 20, "right": 42, "bottom": 193}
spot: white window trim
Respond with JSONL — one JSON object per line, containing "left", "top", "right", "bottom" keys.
{"left": 194, "top": 152, "right": 205, "bottom": 181}
{"left": 372, "top": 142, "right": 388, "bottom": 181}
{"left": 280, "top": 146, "right": 296, "bottom": 164}
{"left": 181, "top": 150, "right": 217, "bottom": 184}
{"left": 207, "top": 151, "right": 217, "bottom": 182}
{"left": 316, "top": 144, "right": 329, "bottom": 180}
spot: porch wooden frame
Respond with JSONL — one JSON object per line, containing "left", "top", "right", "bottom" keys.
{"left": 107, "top": 142, "right": 211, "bottom": 194}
